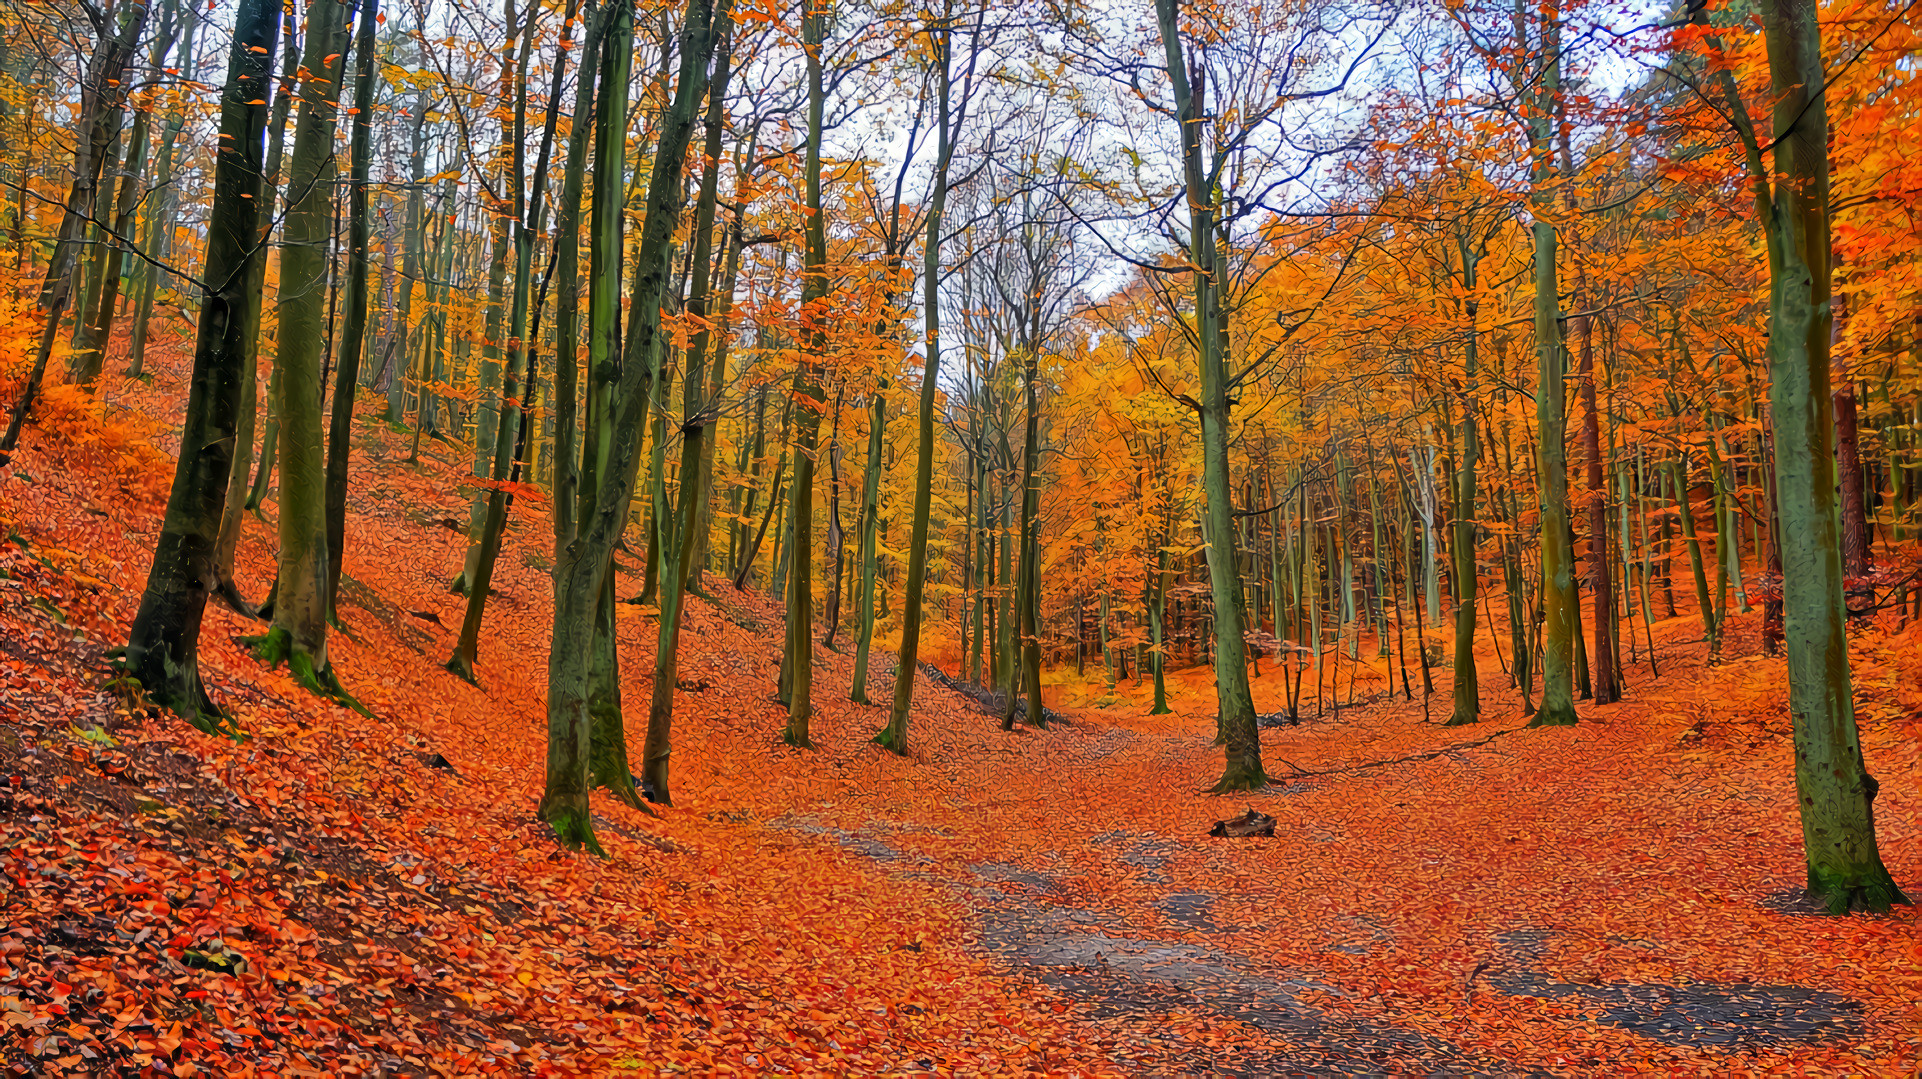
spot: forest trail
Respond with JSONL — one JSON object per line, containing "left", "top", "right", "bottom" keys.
{"left": 3, "top": 367, "right": 1921, "bottom": 1073}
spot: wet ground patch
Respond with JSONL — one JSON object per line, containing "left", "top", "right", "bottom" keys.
{"left": 1492, "top": 929, "right": 1865, "bottom": 1049}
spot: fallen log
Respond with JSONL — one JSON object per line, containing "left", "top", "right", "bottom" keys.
{"left": 1209, "top": 808, "right": 1276, "bottom": 838}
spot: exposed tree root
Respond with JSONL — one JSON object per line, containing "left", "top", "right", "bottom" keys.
{"left": 1273, "top": 725, "right": 1529, "bottom": 782}
{"left": 245, "top": 626, "right": 374, "bottom": 719}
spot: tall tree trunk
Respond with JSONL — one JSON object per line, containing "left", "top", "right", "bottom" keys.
{"left": 73, "top": 124, "right": 125, "bottom": 367}
{"left": 552, "top": 3, "right": 602, "bottom": 556}
{"left": 70, "top": 3, "right": 179, "bottom": 383}
{"left": 126, "top": 6, "right": 198, "bottom": 377}
{"left": 250, "top": 0, "right": 355, "bottom": 693}
{"left": 781, "top": 0, "right": 828, "bottom": 748}
{"left": 1738, "top": 0, "right": 1904, "bottom": 912}
{"left": 450, "top": 0, "right": 576, "bottom": 681}
{"left": 210, "top": 8, "right": 299, "bottom": 612}
{"left": 1155, "top": 0, "right": 1265, "bottom": 789}
{"left": 1009, "top": 337, "right": 1044, "bottom": 728}
{"left": 641, "top": 4, "right": 733, "bottom": 800}
{"left": 1523, "top": 5, "right": 1577, "bottom": 728}
{"left": 879, "top": 11, "right": 974, "bottom": 753}
{"left": 541, "top": 0, "right": 719, "bottom": 852}
{"left": 383, "top": 92, "right": 432, "bottom": 420}
{"left": 1447, "top": 266, "right": 1481, "bottom": 725}
{"left": 121, "top": 0, "right": 278, "bottom": 728}
{"left": 850, "top": 382, "right": 887, "bottom": 702}
{"left": 821, "top": 392, "right": 847, "bottom": 648}
{"left": 323, "top": 0, "right": 380, "bottom": 618}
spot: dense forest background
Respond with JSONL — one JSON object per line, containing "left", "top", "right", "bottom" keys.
{"left": 1, "top": 0, "right": 1920, "bottom": 1069}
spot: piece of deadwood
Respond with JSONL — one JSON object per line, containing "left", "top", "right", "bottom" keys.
{"left": 1209, "top": 807, "right": 1276, "bottom": 838}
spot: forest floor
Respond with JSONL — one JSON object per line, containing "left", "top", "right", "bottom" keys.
{"left": 4, "top": 340, "right": 1922, "bottom": 1075}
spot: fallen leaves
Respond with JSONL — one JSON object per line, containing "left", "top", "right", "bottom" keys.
{"left": 3, "top": 329, "right": 1921, "bottom": 1075}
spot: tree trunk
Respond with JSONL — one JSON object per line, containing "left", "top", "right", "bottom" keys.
{"left": 126, "top": 6, "right": 197, "bottom": 377}
{"left": 1447, "top": 265, "right": 1481, "bottom": 725}
{"left": 210, "top": 9, "right": 298, "bottom": 612}
{"left": 383, "top": 93, "right": 432, "bottom": 420}
{"left": 850, "top": 383, "right": 887, "bottom": 702}
{"left": 880, "top": 12, "right": 973, "bottom": 754}
{"left": 449, "top": 0, "right": 576, "bottom": 681}
{"left": 121, "top": 0, "right": 278, "bottom": 729}
{"left": 1155, "top": 0, "right": 1265, "bottom": 789}
{"left": 1574, "top": 287, "right": 1617, "bottom": 705}
{"left": 70, "top": 4, "right": 179, "bottom": 385}
{"left": 781, "top": 5, "right": 829, "bottom": 747}
{"left": 551, "top": 3, "right": 602, "bottom": 559}
{"left": 542, "top": 0, "right": 719, "bottom": 852}
{"left": 322, "top": 0, "right": 379, "bottom": 618}
{"left": 251, "top": 0, "right": 355, "bottom": 693}
{"left": 641, "top": 7, "right": 733, "bottom": 800}
{"left": 1747, "top": 0, "right": 1905, "bottom": 912}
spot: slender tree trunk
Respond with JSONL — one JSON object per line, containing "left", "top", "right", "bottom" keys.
{"left": 552, "top": 3, "right": 602, "bottom": 558}
{"left": 250, "top": 0, "right": 356, "bottom": 692}
{"left": 70, "top": 5, "right": 178, "bottom": 384}
{"left": 121, "top": 0, "right": 278, "bottom": 728}
{"left": 1156, "top": 0, "right": 1264, "bottom": 788}
{"left": 1521, "top": 4, "right": 1577, "bottom": 728}
{"left": 542, "top": 0, "right": 718, "bottom": 851}
{"left": 1447, "top": 282, "right": 1481, "bottom": 725}
{"left": 449, "top": 0, "right": 576, "bottom": 681}
{"left": 210, "top": 10, "right": 299, "bottom": 611}
{"left": 1574, "top": 294, "right": 1616, "bottom": 704}
{"left": 781, "top": 3, "right": 829, "bottom": 747}
{"left": 732, "top": 401, "right": 788, "bottom": 590}
{"left": 850, "top": 383, "right": 887, "bottom": 702}
{"left": 822, "top": 390, "right": 847, "bottom": 647}
{"left": 641, "top": 6, "right": 733, "bottom": 799}
{"left": 322, "top": 0, "right": 379, "bottom": 618}
{"left": 880, "top": 13, "right": 973, "bottom": 753}
{"left": 126, "top": 9, "right": 196, "bottom": 377}
{"left": 1005, "top": 332, "right": 1045, "bottom": 728}
{"left": 384, "top": 93, "right": 431, "bottom": 420}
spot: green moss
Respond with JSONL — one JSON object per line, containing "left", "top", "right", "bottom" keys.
{"left": 543, "top": 807, "right": 607, "bottom": 856}
{"left": 1213, "top": 760, "right": 1268, "bottom": 794}
{"left": 1808, "top": 863, "right": 1912, "bottom": 915}
{"left": 870, "top": 724, "right": 906, "bottom": 755}
{"left": 247, "top": 626, "right": 372, "bottom": 719}
{"left": 1525, "top": 703, "right": 1579, "bottom": 728}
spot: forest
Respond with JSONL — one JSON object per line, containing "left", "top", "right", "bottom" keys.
{"left": 1, "top": 0, "right": 1920, "bottom": 1068}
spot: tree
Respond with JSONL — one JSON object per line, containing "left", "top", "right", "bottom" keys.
{"left": 780, "top": 0, "right": 831, "bottom": 749}
{"left": 249, "top": 0, "right": 357, "bottom": 696}
{"left": 0, "top": 0, "right": 154, "bottom": 460}
{"left": 324, "top": 0, "right": 380, "bottom": 619}
{"left": 1694, "top": 0, "right": 1908, "bottom": 913}
{"left": 1150, "top": 0, "right": 1267, "bottom": 790}
{"left": 541, "top": 0, "right": 725, "bottom": 852}
{"left": 120, "top": 0, "right": 279, "bottom": 728}
{"left": 877, "top": 1, "right": 984, "bottom": 754}
{"left": 641, "top": 0, "right": 735, "bottom": 801}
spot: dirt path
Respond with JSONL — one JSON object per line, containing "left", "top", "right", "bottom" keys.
{"left": 775, "top": 706, "right": 1869, "bottom": 1075}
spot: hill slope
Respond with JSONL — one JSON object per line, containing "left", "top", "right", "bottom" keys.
{"left": 3, "top": 341, "right": 1921, "bottom": 1074}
